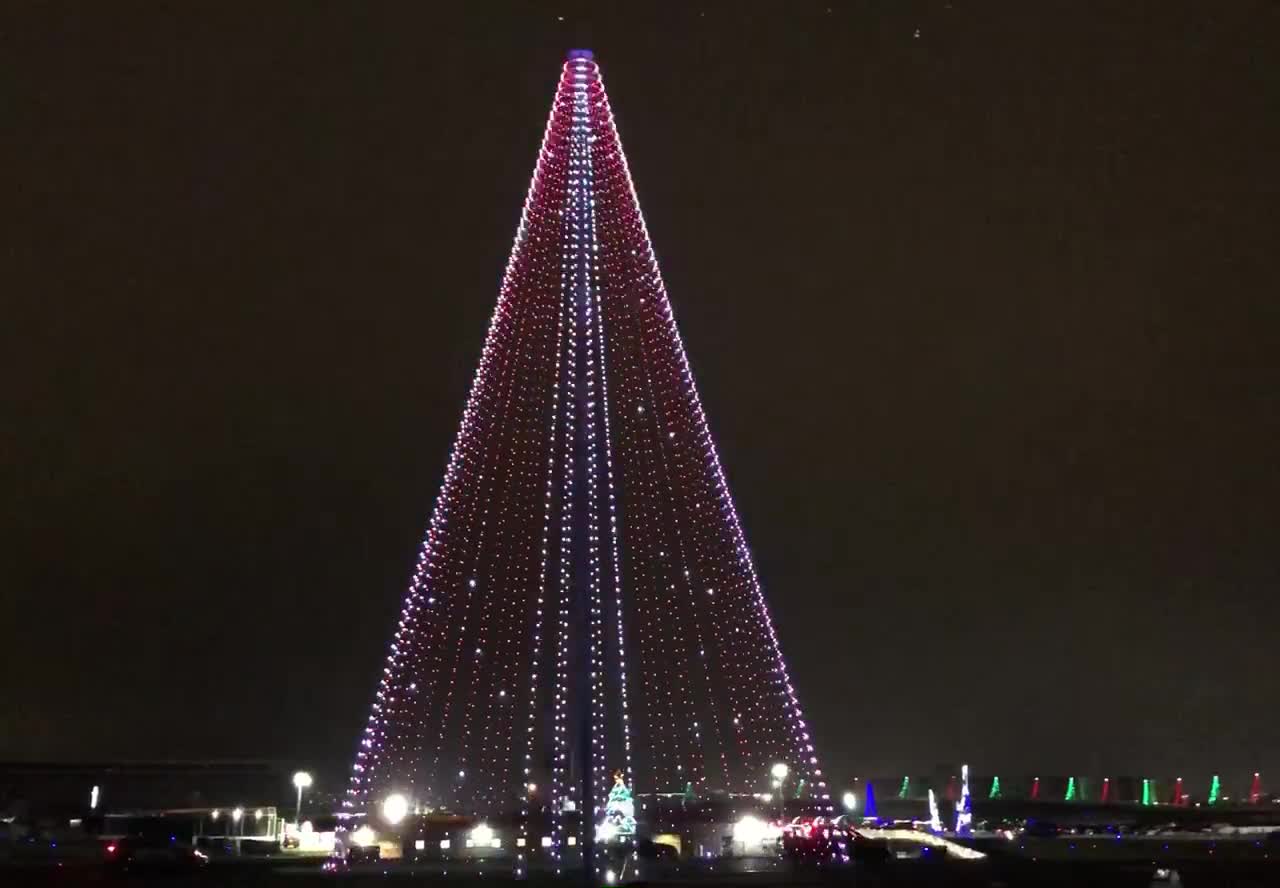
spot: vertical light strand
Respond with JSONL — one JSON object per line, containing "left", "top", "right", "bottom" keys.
{"left": 597, "top": 93, "right": 825, "bottom": 799}
{"left": 585, "top": 69, "right": 635, "bottom": 792}
{"left": 589, "top": 79, "right": 746, "bottom": 792}
{"left": 515, "top": 92, "right": 571, "bottom": 870}
{"left": 451, "top": 279, "right": 530, "bottom": 810}
{"left": 571, "top": 65, "right": 611, "bottom": 849}
{"left": 549, "top": 60, "right": 581, "bottom": 865}
{"left": 344, "top": 176, "right": 526, "bottom": 812}
{"left": 517, "top": 214, "right": 567, "bottom": 873}
{"left": 624, "top": 264, "right": 710, "bottom": 790}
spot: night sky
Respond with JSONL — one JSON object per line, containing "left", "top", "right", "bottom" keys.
{"left": 5, "top": 1, "right": 1279, "bottom": 795}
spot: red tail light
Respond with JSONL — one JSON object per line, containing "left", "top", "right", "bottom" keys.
{"left": 106, "top": 844, "right": 117, "bottom": 854}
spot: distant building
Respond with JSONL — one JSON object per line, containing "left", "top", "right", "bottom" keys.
{"left": 0, "top": 760, "right": 289, "bottom": 817}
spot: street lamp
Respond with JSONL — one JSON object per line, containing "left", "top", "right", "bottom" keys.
{"left": 292, "top": 771, "right": 313, "bottom": 825}
{"left": 842, "top": 791, "right": 857, "bottom": 813}
{"left": 771, "top": 763, "right": 789, "bottom": 820}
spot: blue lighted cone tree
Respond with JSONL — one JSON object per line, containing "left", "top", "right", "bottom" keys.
{"left": 343, "top": 50, "right": 827, "bottom": 861}
{"left": 954, "top": 765, "right": 972, "bottom": 836}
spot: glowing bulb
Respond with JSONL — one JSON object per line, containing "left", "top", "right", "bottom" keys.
{"left": 382, "top": 793, "right": 409, "bottom": 825}
{"left": 771, "top": 762, "right": 789, "bottom": 781}
{"left": 842, "top": 791, "right": 857, "bottom": 812}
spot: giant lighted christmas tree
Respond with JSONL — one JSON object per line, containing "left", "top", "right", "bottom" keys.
{"left": 344, "top": 50, "right": 825, "bottom": 853}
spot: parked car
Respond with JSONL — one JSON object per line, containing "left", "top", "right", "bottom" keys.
{"left": 346, "top": 843, "right": 381, "bottom": 863}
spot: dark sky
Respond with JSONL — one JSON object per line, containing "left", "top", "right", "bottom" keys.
{"left": 4, "top": 1, "right": 1279, "bottom": 796}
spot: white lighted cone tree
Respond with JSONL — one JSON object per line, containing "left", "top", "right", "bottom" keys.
{"left": 345, "top": 50, "right": 826, "bottom": 850}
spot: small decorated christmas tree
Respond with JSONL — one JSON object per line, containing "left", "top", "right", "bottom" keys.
{"left": 598, "top": 770, "right": 636, "bottom": 842}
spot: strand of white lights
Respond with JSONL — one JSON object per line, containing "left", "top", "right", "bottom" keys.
{"left": 611, "top": 201, "right": 666, "bottom": 796}
{"left": 572, "top": 78, "right": 610, "bottom": 840}
{"left": 593, "top": 120, "right": 739, "bottom": 791}
{"left": 426, "top": 353, "right": 508, "bottom": 809}
{"left": 452, "top": 263, "right": 531, "bottom": 810}
{"left": 590, "top": 216, "right": 662, "bottom": 801}
{"left": 343, "top": 152, "right": 534, "bottom": 810}
{"left": 615, "top": 166, "right": 728, "bottom": 791}
{"left": 573, "top": 64, "right": 611, "bottom": 870}
{"left": 621, "top": 221, "right": 709, "bottom": 791}
{"left": 635, "top": 279, "right": 766, "bottom": 793}
{"left": 577, "top": 65, "right": 616, "bottom": 848}
{"left": 626, "top": 197, "right": 685, "bottom": 793}
{"left": 599, "top": 94, "right": 827, "bottom": 798}
{"left": 628, "top": 333, "right": 672, "bottom": 792}
{"left": 584, "top": 77, "right": 635, "bottom": 793}
{"left": 520, "top": 199, "right": 567, "bottom": 873}
{"left": 551, "top": 287, "right": 576, "bottom": 866}
{"left": 550, "top": 61, "right": 580, "bottom": 867}
{"left": 621, "top": 346, "right": 662, "bottom": 798}
{"left": 473, "top": 280, "right": 541, "bottom": 812}
{"left": 348, "top": 47, "right": 576, "bottom": 814}
{"left": 601, "top": 95, "right": 788, "bottom": 788}
{"left": 512, "top": 78, "right": 574, "bottom": 868}
{"left": 612, "top": 259, "right": 682, "bottom": 795}
{"left": 458, "top": 66, "right": 574, "bottom": 822}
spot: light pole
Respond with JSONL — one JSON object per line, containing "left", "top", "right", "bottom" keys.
{"left": 292, "top": 771, "right": 313, "bottom": 825}
{"left": 771, "top": 763, "right": 789, "bottom": 821}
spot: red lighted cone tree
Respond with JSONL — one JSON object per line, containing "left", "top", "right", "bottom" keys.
{"left": 342, "top": 50, "right": 827, "bottom": 851}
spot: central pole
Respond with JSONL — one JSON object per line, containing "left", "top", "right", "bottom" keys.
{"left": 567, "top": 50, "right": 597, "bottom": 884}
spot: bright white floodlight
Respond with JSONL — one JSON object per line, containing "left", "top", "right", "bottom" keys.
{"left": 382, "top": 793, "right": 410, "bottom": 825}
